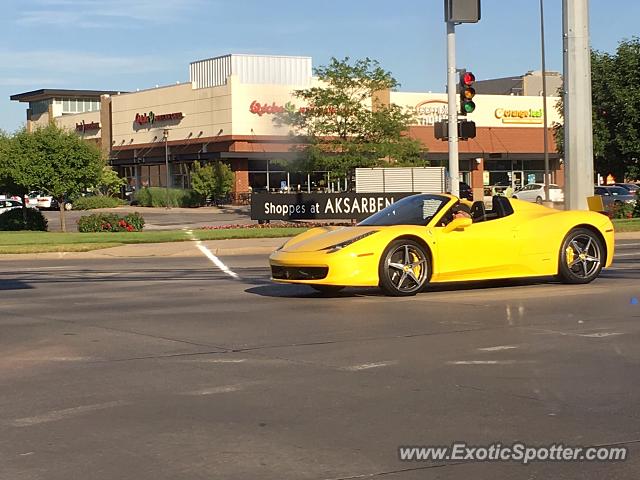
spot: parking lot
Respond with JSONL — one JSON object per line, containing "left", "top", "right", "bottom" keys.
{"left": 1, "top": 240, "right": 640, "bottom": 479}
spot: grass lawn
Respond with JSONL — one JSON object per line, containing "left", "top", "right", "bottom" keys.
{"left": 612, "top": 218, "right": 640, "bottom": 232}
{"left": 0, "top": 227, "right": 307, "bottom": 254}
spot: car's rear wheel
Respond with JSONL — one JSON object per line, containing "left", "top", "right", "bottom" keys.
{"left": 535, "top": 196, "right": 543, "bottom": 204}
{"left": 557, "top": 228, "right": 604, "bottom": 284}
{"left": 64, "top": 203, "right": 72, "bottom": 211}
{"left": 379, "top": 239, "right": 430, "bottom": 296}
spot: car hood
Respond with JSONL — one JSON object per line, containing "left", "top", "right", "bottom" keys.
{"left": 281, "top": 226, "right": 380, "bottom": 253}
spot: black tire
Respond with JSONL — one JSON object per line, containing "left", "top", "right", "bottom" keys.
{"left": 310, "top": 285, "right": 344, "bottom": 295}
{"left": 557, "top": 228, "right": 605, "bottom": 284}
{"left": 512, "top": 195, "right": 518, "bottom": 199}
{"left": 535, "top": 196, "right": 543, "bottom": 204}
{"left": 378, "top": 239, "right": 430, "bottom": 296}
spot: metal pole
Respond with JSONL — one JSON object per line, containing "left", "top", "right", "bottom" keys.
{"left": 164, "top": 129, "right": 170, "bottom": 209}
{"left": 563, "top": 0, "right": 594, "bottom": 210}
{"left": 447, "top": 21, "right": 460, "bottom": 198}
{"left": 540, "top": 0, "right": 551, "bottom": 205}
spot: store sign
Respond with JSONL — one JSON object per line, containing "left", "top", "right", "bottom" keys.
{"left": 134, "top": 111, "right": 184, "bottom": 126}
{"left": 251, "top": 192, "right": 412, "bottom": 221}
{"left": 413, "top": 100, "right": 448, "bottom": 126}
{"left": 75, "top": 120, "right": 100, "bottom": 132}
{"left": 249, "top": 100, "right": 337, "bottom": 117}
{"left": 494, "top": 108, "right": 543, "bottom": 124}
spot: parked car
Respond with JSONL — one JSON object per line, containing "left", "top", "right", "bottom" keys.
{"left": 25, "top": 191, "right": 72, "bottom": 210}
{"left": 0, "top": 199, "right": 27, "bottom": 214}
{"left": 613, "top": 183, "right": 639, "bottom": 194}
{"left": 594, "top": 186, "right": 637, "bottom": 210}
{"left": 512, "top": 183, "right": 564, "bottom": 203}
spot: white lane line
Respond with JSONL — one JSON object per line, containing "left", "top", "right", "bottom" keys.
{"left": 447, "top": 360, "right": 534, "bottom": 365}
{"left": 534, "top": 328, "right": 623, "bottom": 338}
{"left": 478, "top": 345, "right": 519, "bottom": 352}
{"left": 615, "top": 243, "right": 640, "bottom": 248}
{"left": 614, "top": 253, "right": 640, "bottom": 257}
{"left": 195, "top": 241, "right": 239, "bottom": 279}
{"left": 341, "top": 361, "right": 397, "bottom": 371}
{"left": 183, "top": 383, "right": 253, "bottom": 396}
{"left": 10, "top": 400, "right": 128, "bottom": 427}
{"left": 183, "top": 229, "right": 239, "bottom": 279}
{"left": 180, "top": 358, "right": 247, "bottom": 364}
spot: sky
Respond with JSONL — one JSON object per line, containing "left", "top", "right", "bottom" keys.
{"left": 0, "top": 0, "right": 638, "bottom": 132}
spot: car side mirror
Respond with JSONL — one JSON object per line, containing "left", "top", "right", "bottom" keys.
{"left": 443, "top": 217, "right": 473, "bottom": 233}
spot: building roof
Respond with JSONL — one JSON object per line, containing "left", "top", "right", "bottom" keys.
{"left": 10, "top": 89, "right": 122, "bottom": 102}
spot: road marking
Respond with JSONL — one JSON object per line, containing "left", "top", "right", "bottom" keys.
{"left": 478, "top": 345, "right": 519, "bottom": 352}
{"left": 614, "top": 253, "right": 640, "bottom": 257}
{"left": 447, "top": 360, "right": 533, "bottom": 365}
{"left": 534, "top": 328, "right": 623, "bottom": 338}
{"left": 182, "top": 228, "right": 239, "bottom": 279}
{"left": 341, "top": 361, "right": 397, "bottom": 371}
{"left": 183, "top": 383, "right": 252, "bottom": 395}
{"left": 10, "top": 400, "right": 128, "bottom": 427}
{"left": 615, "top": 243, "right": 640, "bottom": 248}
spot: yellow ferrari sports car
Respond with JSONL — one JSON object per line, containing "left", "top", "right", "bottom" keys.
{"left": 269, "top": 194, "right": 615, "bottom": 296}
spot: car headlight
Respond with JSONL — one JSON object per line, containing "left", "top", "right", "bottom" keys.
{"left": 322, "top": 231, "right": 378, "bottom": 254}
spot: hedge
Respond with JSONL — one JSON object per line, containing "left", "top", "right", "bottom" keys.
{"left": 73, "top": 196, "right": 127, "bottom": 210}
{"left": 134, "top": 187, "right": 201, "bottom": 207}
{"left": 0, "top": 208, "right": 48, "bottom": 231}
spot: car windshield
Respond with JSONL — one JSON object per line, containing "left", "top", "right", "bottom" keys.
{"left": 358, "top": 194, "right": 449, "bottom": 226}
{"left": 609, "top": 187, "right": 629, "bottom": 195}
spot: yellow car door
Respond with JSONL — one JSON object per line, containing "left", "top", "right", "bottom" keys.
{"left": 431, "top": 215, "right": 520, "bottom": 282}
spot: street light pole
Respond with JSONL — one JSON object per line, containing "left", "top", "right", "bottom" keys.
{"left": 446, "top": 20, "right": 460, "bottom": 198}
{"left": 163, "top": 129, "right": 170, "bottom": 209}
{"left": 540, "top": 0, "right": 551, "bottom": 205}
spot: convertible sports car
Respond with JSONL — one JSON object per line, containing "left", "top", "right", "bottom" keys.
{"left": 269, "top": 194, "right": 615, "bottom": 296}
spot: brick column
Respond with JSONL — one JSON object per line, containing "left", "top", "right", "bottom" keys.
{"left": 470, "top": 157, "right": 485, "bottom": 201}
{"left": 232, "top": 158, "right": 249, "bottom": 204}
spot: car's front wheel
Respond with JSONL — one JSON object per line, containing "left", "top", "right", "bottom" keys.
{"left": 379, "top": 239, "right": 430, "bottom": 296}
{"left": 535, "top": 196, "right": 543, "bottom": 204}
{"left": 557, "top": 228, "right": 604, "bottom": 284}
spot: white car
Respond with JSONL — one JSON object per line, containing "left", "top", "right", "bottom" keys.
{"left": 24, "top": 191, "right": 72, "bottom": 210}
{"left": 512, "top": 183, "right": 564, "bottom": 203}
{"left": 0, "top": 199, "right": 28, "bottom": 214}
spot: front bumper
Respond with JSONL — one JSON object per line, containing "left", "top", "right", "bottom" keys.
{"left": 269, "top": 249, "right": 380, "bottom": 287}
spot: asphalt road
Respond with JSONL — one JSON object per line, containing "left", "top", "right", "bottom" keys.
{"left": 42, "top": 205, "right": 252, "bottom": 232}
{"left": 1, "top": 240, "right": 640, "bottom": 479}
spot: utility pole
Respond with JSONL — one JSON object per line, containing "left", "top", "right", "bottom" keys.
{"left": 563, "top": 0, "right": 594, "bottom": 210}
{"left": 446, "top": 21, "right": 460, "bottom": 198}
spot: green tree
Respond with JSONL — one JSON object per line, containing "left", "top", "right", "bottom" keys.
{"left": 275, "top": 57, "right": 425, "bottom": 183}
{"left": 191, "top": 161, "right": 234, "bottom": 203}
{"left": 96, "top": 166, "right": 126, "bottom": 197}
{"left": 554, "top": 37, "right": 640, "bottom": 181}
{"left": 6, "top": 124, "right": 103, "bottom": 231}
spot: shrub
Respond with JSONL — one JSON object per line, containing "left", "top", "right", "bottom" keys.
{"left": 133, "top": 187, "right": 201, "bottom": 207}
{"left": 611, "top": 202, "right": 636, "bottom": 219}
{"left": 73, "top": 196, "right": 127, "bottom": 210}
{"left": 77, "top": 212, "right": 144, "bottom": 232}
{"left": 0, "top": 208, "right": 48, "bottom": 231}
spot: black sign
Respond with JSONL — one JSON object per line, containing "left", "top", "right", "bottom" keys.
{"left": 251, "top": 192, "right": 413, "bottom": 221}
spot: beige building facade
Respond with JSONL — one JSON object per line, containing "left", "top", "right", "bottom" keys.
{"left": 11, "top": 54, "right": 563, "bottom": 201}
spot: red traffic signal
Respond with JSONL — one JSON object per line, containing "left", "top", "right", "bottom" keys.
{"left": 459, "top": 70, "right": 476, "bottom": 115}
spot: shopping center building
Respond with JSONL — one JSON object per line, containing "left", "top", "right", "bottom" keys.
{"left": 11, "top": 54, "right": 563, "bottom": 202}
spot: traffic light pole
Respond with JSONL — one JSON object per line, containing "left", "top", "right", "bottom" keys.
{"left": 446, "top": 21, "right": 460, "bottom": 198}
{"left": 563, "top": 0, "right": 594, "bottom": 210}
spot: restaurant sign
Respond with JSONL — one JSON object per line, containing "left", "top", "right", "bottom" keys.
{"left": 75, "top": 120, "right": 100, "bottom": 133}
{"left": 494, "top": 108, "right": 543, "bottom": 124}
{"left": 134, "top": 111, "right": 184, "bottom": 126}
{"left": 251, "top": 192, "right": 412, "bottom": 221}
{"left": 413, "top": 100, "right": 448, "bottom": 126}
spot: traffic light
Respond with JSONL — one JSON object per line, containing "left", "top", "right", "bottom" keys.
{"left": 459, "top": 70, "right": 476, "bottom": 116}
